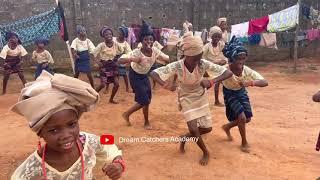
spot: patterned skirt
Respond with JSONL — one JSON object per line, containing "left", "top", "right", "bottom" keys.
{"left": 75, "top": 50, "right": 91, "bottom": 73}
{"left": 129, "top": 67, "right": 151, "bottom": 106}
{"left": 3, "top": 55, "right": 22, "bottom": 75}
{"left": 223, "top": 87, "right": 253, "bottom": 122}
{"left": 100, "top": 60, "right": 118, "bottom": 84}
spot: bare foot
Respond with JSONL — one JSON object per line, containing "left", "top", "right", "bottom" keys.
{"left": 240, "top": 143, "right": 250, "bottom": 153}
{"left": 144, "top": 123, "right": 152, "bottom": 130}
{"left": 109, "top": 100, "right": 119, "bottom": 104}
{"left": 214, "top": 102, "right": 224, "bottom": 107}
{"left": 122, "top": 112, "right": 131, "bottom": 126}
{"left": 179, "top": 140, "right": 186, "bottom": 154}
{"left": 199, "top": 153, "right": 209, "bottom": 166}
{"left": 222, "top": 125, "right": 233, "bottom": 141}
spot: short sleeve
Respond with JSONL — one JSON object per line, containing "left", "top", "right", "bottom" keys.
{"left": 0, "top": 46, "right": 9, "bottom": 59}
{"left": 92, "top": 43, "right": 102, "bottom": 58}
{"left": 202, "top": 43, "right": 210, "bottom": 60}
{"left": 85, "top": 133, "right": 122, "bottom": 162}
{"left": 19, "top": 45, "right": 28, "bottom": 57}
{"left": 87, "top": 39, "right": 96, "bottom": 54}
{"left": 153, "top": 41, "right": 164, "bottom": 50}
{"left": 124, "top": 42, "right": 132, "bottom": 54}
{"left": 115, "top": 42, "right": 124, "bottom": 55}
{"left": 244, "top": 66, "right": 264, "bottom": 80}
{"left": 31, "top": 51, "right": 36, "bottom": 60}
{"left": 46, "top": 51, "right": 54, "bottom": 64}
{"left": 203, "top": 59, "right": 227, "bottom": 78}
{"left": 153, "top": 47, "right": 169, "bottom": 61}
{"left": 70, "top": 38, "right": 77, "bottom": 50}
{"left": 153, "top": 61, "right": 180, "bottom": 81}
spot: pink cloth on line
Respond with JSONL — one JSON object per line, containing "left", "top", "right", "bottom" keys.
{"left": 306, "top": 29, "right": 320, "bottom": 41}
{"left": 248, "top": 16, "right": 269, "bottom": 35}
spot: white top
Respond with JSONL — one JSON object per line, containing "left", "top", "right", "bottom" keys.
{"left": 71, "top": 38, "right": 95, "bottom": 53}
{"left": 0, "top": 44, "right": 28, "bottom": 59}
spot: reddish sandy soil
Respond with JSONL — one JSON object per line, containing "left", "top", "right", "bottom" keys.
{"left": 0, "top": 58, "right": 319, "bottom": 180}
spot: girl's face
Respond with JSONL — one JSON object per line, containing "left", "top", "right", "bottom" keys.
{"left": 219, "top": 21, "right": 227, "bottom": 31}
{"left": 39, "top": 109, "right": 80, "bottom": 153}
{"left": 185, "top": 53, "right": 202, "bottom": 68}
{"left": 103, "top": 30, "right": 113, "bottom": 42}
{"left": 230, "top": 53, "right": 247, "bottom": 71}
{"left": 211, "top": 33, "right": 222, "bottom": 45}
{"left": 37, "top": 43, "right": 45, "bottom": 49}
{"left": 79, "top": 31, "right": 87, "bottom": 38}
{"left": 142, "top": 35, "right": 154, "bottom": 49}
{"left": 118, "top": 30, "right": 125, "bottom": 39}
{"left": 9, "top": 36, "right": 18, "bottom": 45}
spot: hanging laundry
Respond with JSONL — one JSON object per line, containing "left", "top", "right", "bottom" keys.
{"left": 231, "top": 22, "right": 249, "bottom": 38}
{"left": 127, "top": 27, "right": 137, "bottom": 48}
{"left": 302, "top": 4, "right": 311, "bottom": 19}
{"left": 248, "top": 34, "right": 261, "bottom": 45}
{"left": 306, "top": 28, "right": 320, "bottom": 41}
{"left": 152, "top": 28, "right": 162, "bottom": 42}
{"left": 161, "top": 28, "right": 171, "bottom": 46}
{"left": 248, "top": 16, "right": 269, "bottom": 35}
{"left": 267, "top": 4, "right": 299, "bottom": 32}
{"left": 297, "top": 31, "right": 307, "bottom": 41}
{"left": 201, "top": 29, "right": 208, "bottom": 44}
{"left": 259, "top": 33, "right": 278, "bottom": 49}
{"left": 310, "top": 7, "right": 320, "bottom": 27}
{"left": 194, "top": 31, "right": 202, "bottom": 37}
{"left": 0, "top": 8, "right": 60, "bottom": 48}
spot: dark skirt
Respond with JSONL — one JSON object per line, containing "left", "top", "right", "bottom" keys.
{"left": 3, "top": 55, "right": 22, "bottom": 75}
{"left": 223, "top": 87, "right": 253, "bottom": 122}
{"left": 118, "top": 66, "right": 127, "bottom": 76}
{"left": 129, "top": 67, "right": 151, "bottom": 106}
{"left": 35, "top": 64, "right": 53, "bottom": 79}
{"left": 75, "top": 50, "right": 91, "bottom": 73}
{"left": 100, "top": 60, "right": 118, "bottom": 84}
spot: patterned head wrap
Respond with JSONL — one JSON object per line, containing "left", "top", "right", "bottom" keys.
{"left": 34, "top": 38, "right": 49, "bottom": 46}
{"left": 217, "top": 17, "right": 227, "bottom": 26}
{"left": 100, "top": 26, "right": 113, "bottom": 37}
{"left": 11, "top": 71, "right": 99, "bottom": 133}
{"left": 5, "top": 31, "right": 22, "bottom": 44}
{"left": 209, "top": 26, "right": 222, "bottom": 38}
{"left": 222, "top": 36, "right": 248, "bottom": 63}
{"left": 76, "top": 25, "right": 86, "bottom": 35}
{"left": 118, "top": 25, "right": 129, "bottom": 38}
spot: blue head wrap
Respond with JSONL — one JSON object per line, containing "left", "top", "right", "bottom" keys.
{"left": 118, "top": 25, "right": 128, "bottom": 38}
{"left": 76, "top": 25, "right": 86, "bottom": 35}
{"left": 100, "top": 26, "right": 113, "bottom": 37}
{"left": 34, "top": 38, "right": 49, "bottom": 45}
{"left": 139, "top": 20, "right": 154, "bottom": 42}
{"left": 222, "top": 36, "right": 248, "bottom": 63}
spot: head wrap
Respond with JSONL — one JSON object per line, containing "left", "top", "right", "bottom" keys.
{"left": 217, "top": 17, "right": 227, "bottom": 26}
{"left": 118, "top": 25, "right": 129, "bottom": 38}
{"left": 76, "top": 25, "right": 86, "bottom": 35}
{"left": 34, "top": 38, "right": 49, "bottom": 46}
{"left": 139, "top": 20, "right": 154, "bottom": 42}
{"left": 100, "top": 26, "right": 113, "bottom": 37}
{"left": 222, "top": 36, "right": 248, "bottom": 63}
{"left": 11, "top": 71, "right": 99, "bottom": 133}
{"left": 5, "top": 31, "right": 22, "bottom": 44}
{"left": 180, "top": 32, "right": 203, "bottom": 56}
{"left": 209, "top": 26, "right": 222, "bottom": 38}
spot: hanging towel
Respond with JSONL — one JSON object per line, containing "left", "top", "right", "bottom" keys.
{"left": 259, "top": 33, "right": 278, "bottom": 49}
{"left": 306, "top": 29, "right": 320, "bottom": 41}
{"left": 248, "top": 34, "right": 261, "bottom": 45}
{"left": 231, "top": 22, "right": 249, "bottom": 38}
{"left": 267, "top": 4, "right": 299, "bottom": 32}
{"left": 248, "top": 16, "right": 269, "bottom": 35}
{"left": 302, "top": 4, "right": 311, "bottom": 19}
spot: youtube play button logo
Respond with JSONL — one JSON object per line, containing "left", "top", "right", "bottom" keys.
{"left": 100, "top": 134, "right": 114, "bottom": 145}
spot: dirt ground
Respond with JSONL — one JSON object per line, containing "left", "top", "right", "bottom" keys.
{"left": 0, "top": 58, "right": 319, "bottom": 180}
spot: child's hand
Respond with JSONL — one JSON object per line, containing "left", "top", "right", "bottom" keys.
{"left": 200, "top": 79, "right": 212, "bottom": 89}
{"left": 239, "top": 80, "right": 253, "bottom": 87}
{"left": 102, "top": 163, "right": 123, "bottom": 180}
{"left": 73, "top": 54, "right": 80, "bottom": 60}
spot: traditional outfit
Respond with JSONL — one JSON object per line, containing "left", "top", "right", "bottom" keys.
{"left": 93, "top": 27, "right": 123, "bottom": 85}
{"left": 32, "top": 39, "right": 54, "bottom": 78}
{"left": 222, "top": 36, "right": 265, "bottom": 122}
{"left": 71, "top": 25, "right": 95, "bottom": 73}
{"left": 117, "top": 26, "right": 132, "bottom": 76}
{"left": 0, "top": 33, "right": 27, "bottom": 75}
{"left": 11, "top": 72, "right": 122, "bottom": 180}
{"left": 153, "top": 35, "right": 227, "bottom": 128}
{"left": 203, "top": 26, "right": 228, "bottom": 64}
{"left": 217, "top": 17, "right": 229, "bottom": 43}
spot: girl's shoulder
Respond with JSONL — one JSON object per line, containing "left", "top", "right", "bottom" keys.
{"left": 11, "top": 151, "right": 42, "bottom": 179}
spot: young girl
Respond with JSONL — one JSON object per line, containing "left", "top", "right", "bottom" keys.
{"left": 150, "top": 34, "right": 232, "bottom": 166}
{"left": 0, "top": 32, "right": 28, "bottom": 95}
{"left": 312, "top": 91, "right": 320, "bottom": 151}
{"left": 11, "top": 71, "right": 125, "bottom": 180}
{"left": 93, "top": 26, "right": 123, "bottom": 104}
{"left": 104, "top": 25, "right": 132, "bottom": 93}
{"left": 119, "top": 21, "right": 170, "bottom": 130}
{"left": 71, "top": 25, "right": 96, "bottom": 88}
{"left": 220, "top": 36, "right": 268, "bottom": 152}
{"left": 32, "top": 38, "right": 54, "bottom": 79}
{"left": 217, "top": 17, "right": 229, "bottom": 43}
{"left": 203, "top": 26, "right": 228, "bottom": 106}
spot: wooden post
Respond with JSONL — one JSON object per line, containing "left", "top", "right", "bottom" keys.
{"left": 293, "top": 0, "right": 301, "bottom": 72}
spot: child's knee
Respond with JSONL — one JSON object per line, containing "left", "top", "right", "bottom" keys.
{"left": 238, "top": 114, "right": 247, "bottom": 124}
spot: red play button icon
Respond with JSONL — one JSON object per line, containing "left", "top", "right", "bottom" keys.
{"left": 100, "top": 134, "right": 114, "bottom": 145}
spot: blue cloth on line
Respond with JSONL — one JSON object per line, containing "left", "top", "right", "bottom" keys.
{"left": 223, "top": 86, "right": 253, "bottom": 122}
